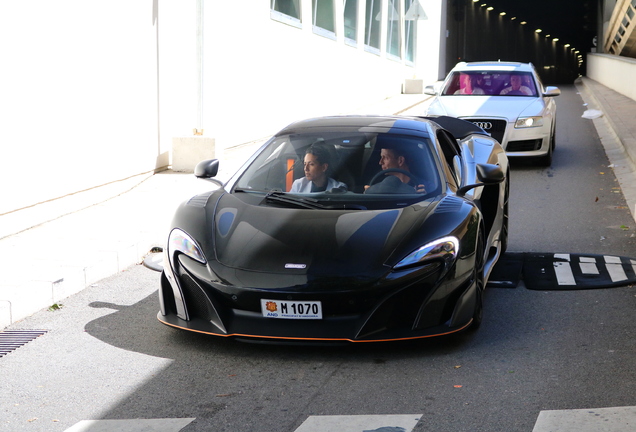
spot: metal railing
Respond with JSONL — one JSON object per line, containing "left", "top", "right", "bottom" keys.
{"left": 604, "top": 0, "right": 636, "bottom": 57}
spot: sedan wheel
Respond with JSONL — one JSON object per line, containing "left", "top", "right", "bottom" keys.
{"left": 537, "top": 123, "right": 556, "bottom": 167}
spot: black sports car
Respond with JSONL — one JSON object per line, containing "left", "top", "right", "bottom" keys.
{"left": 158, "top": 115, "right": 510, "bottom": 343}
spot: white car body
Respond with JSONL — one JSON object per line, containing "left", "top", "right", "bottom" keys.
{"left": 425, "top": 62, "right": 560, "bottom": 165}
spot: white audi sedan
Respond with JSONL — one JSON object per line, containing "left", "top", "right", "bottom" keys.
{"left": 425, "top": 61, "right": 560, "bottom": 166}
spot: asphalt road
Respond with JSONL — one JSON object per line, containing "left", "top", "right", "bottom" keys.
{"left": 2, "top": 85, "right": 636, "bottom": 432}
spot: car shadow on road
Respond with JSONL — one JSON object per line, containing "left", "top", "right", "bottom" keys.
{"left": 81, "top": 259, "right": 636, "bottom": 432}
{"left": 83, "top": 282, "right": 506, "bottom": 429}
{"left": 85, "top": 291, "right": 481, "bottom": 362}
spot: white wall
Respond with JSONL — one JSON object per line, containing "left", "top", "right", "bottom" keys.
{"left": 199, "top": 1, "right": 444, "bottom": 151}
{"left": 0, "top": 0, "right": 445, "bottom": 220}
{"left": 587, "top": 53, "right": 636, "bottom": 102}
{"left": 586, "top": 52, "right": 636, "bottom": 169}
{"left": 0, "top": 1, "right": 163, "bottom": 215}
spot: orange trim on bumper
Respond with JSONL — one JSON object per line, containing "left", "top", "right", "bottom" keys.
{"left": 157, "top": 315, "right": 472, "bottom": 343}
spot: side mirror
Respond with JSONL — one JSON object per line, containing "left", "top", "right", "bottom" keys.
{"left": 543, "top": 86, "right": 561, "bottom": 97}
{"left": 195, "top": 159, "right": 224, "bottom": 186}
{"left": 476, "top": 163, "right": 505, "bottom": 184}
{"left": 457, "top": 163, "right": 504, "bottom": 196}
{"left": 194, "top": 159, "right": 220, "bottom": 179}
{"left": 424, "top": 85, "right": 437, "bottom": 96}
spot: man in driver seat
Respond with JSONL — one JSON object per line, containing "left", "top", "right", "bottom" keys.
{"left": 365, "top": 144, "right": 426, "bottom": 194}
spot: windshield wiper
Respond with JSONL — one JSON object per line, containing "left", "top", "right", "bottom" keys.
{"left": 235, "top": 189, "right": 365, "bottom": 210}
{"left": 265, "top": 192, "right": 327, "bottom": 209}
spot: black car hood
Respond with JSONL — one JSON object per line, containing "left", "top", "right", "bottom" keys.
{"left": 211, "top": 193, "right": 434, "bottom": 277}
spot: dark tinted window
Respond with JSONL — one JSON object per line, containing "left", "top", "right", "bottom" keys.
{"left": 442, "top": 71, "right": 537, "bottom": 96}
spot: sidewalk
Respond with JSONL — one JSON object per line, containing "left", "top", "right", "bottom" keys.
{"left": 576, "top": 77, "right": 636, "bottom": 222}
{"left": 0, "top": 93, "right": 432, "bottom": 329}
{"left": 1, "top": 81, "right": 635, "bottom": 330}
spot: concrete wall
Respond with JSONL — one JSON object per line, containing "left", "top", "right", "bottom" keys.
{"left": 0, "top": 0, "right": 445, "bottom": 231}
{"left": 587, "top": 53, "right": 636, "bottom": 102}
{"left": 0, "top": 1, "right": 165, "bottom": 217}
{"left": 586, "top": 53, "right": 636, "bottom": 168}
{"left": 199, "top": 2, "right": 445, "bottom": 152}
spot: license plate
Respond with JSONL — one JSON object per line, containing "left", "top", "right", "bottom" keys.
{"left": 261, "top": 299, "right": 322, "bottom": 319}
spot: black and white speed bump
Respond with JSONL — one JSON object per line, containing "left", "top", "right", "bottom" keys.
{"left": 523, "top": 253, "right": 636, "bottom": 290}
{"left": 488, "top": 252, "right": 636, "bottom": 290}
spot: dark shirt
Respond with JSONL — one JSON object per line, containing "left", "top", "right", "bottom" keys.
{"left": 365, "top": 175, "right": 416, "bottom": 194}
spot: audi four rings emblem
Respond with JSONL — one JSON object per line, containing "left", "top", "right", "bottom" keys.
{"left": 472, "top": 121, "right": 493, "bottom": 130}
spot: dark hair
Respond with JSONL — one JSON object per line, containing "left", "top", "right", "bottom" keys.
{"left": 377, "top": 137, "right": 409, "bottom": 160}
{"left": 381, "top": 145, "right": 407, "bottom": 160}
{"left": 305, "top": 144, "right": 331, "bottom": 166}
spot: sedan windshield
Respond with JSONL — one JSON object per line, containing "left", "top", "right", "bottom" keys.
{"left": 442, "top": 71, "right": 538, "bottom": 96}
{"left": 233, "top": 131, "right": 441, "bottom": 204}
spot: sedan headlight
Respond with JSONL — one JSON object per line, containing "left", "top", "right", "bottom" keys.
{"left": 168, "top": 229, "right": 207, "bottom": 265}
{"left": 515, "top": 116, "right": 544, "bottom": 128}
{"left": 394, "top": 236, "right": 459, "bottom": 270}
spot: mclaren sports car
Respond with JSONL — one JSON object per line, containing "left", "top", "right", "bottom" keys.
{"left": 158, "top": 115, "right": 510, "bottom": 343}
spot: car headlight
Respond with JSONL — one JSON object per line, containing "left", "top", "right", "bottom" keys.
{"left": 168, "top": 228, "right": 207, "bottom": 265}
{"left": 394, "top": 236, "right": 459, "bottom": 270}
{"left": 515, "top": 116, "right": 544, "bottom": 128}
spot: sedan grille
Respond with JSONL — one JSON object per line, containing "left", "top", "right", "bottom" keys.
{"left": 465, "top": 119, "right": 507, "bottom": 144}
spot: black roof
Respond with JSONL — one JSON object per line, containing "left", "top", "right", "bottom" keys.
{"left": 421, "top": 115, "right": 489, "bottom": 140}
{"left": 279, "top": 115, "right": 487, "bottom": 140}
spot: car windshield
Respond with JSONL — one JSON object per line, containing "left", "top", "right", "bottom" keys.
{"left": 441, "top": 71, "right": 538, "bottom": 96}
{"left": 233, "top": 131, "right": 441, "bottom": 206}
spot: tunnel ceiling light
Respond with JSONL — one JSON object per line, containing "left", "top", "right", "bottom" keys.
{"left": 480, "top": 3, "right": 487, "bottom": 7}
{"left": 545, "top": 34, "right": 551, "bottom": 38}
{"left": 487, "top": 6, "right": 494, "bottom": 10}
{"left": 500, "top": 12, "right": 506, "bottom": 16}
{"left": 535, "top": 28, "right": 542, "bottom": 33}
{"left": 564, "top": 43, "right": 570, "bottom": 47}
{"left": 520, "top": 21, "right": 527, "bottom": 25}
{"left": 510, "top": 16, "right": 517, "bottom": 20}
{"left": 553, "top": 38, "right": 559, "bottom": 42}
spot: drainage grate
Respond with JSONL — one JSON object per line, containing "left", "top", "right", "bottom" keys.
{"left": 0, "top": 330, "right": 47, "bottom": 358}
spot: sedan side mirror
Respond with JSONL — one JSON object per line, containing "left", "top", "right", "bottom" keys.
{"left": 456, "top": 163, "right": 504, "bottom": 197}
{"left": 543, "top": 86, "right": 561, "bottom": 97}
{"left": 424, "top": 85, "right": 437, "bottom": 96}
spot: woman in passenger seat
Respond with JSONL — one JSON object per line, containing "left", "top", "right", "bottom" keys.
{"left": 289, "top": 145, "right": 348, "bottom": 193}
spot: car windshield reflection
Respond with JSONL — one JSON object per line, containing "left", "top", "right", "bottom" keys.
{"left": 233, "top": 131, "right": 441, "bottom": 208}
{"left": 441, "top": 71, "right": 538, "bottom": 96}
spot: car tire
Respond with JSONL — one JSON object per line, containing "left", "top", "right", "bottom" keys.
{"left": 500, "top": 172, "right": 510, "bottom": 254}
{"left": 471, "top": 287, "right": 484, "bottom": 330}
{"left": 537, "top": 122, "right": 556, "bottom": 167}
{"left": 538, "top": 140, "right": 553, "bottom": 166}
{"left": 468, "top": 230, "right": 486, "bottom": 330}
